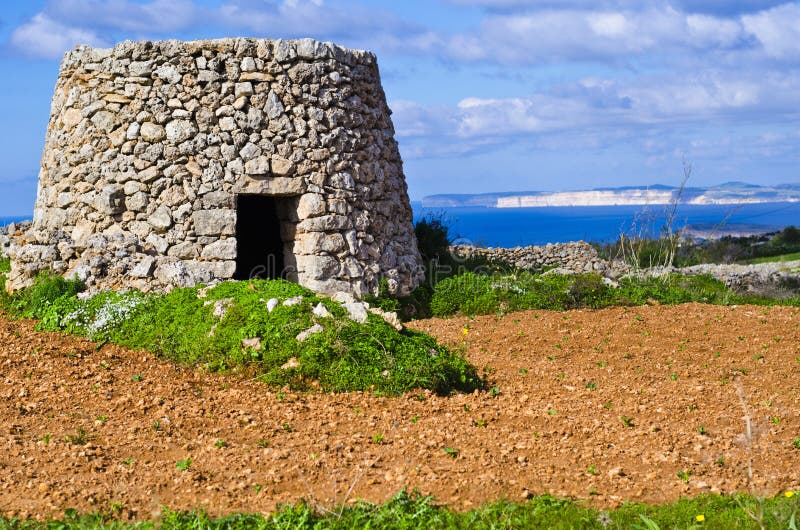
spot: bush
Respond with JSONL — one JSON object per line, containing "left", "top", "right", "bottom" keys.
{"left": 30, "top": 279, "right": 483, "bottom": 395}
{"left": 10, "top": 273, "right": 84, "bottom": 319}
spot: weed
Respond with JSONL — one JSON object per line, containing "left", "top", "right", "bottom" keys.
{"left": 121, "top": 458, "right": 135, "bottom": 466}
{"left": 548, "top": 409, "right": 557, "bottom": 416}
{"left": 698, "top": 426, "right": 707, "bottom": 435}
{"left": 410, "top": 416, "right": 419, "bottom": 424}
{"left": 489, "top": 386, "right": 500, "bottom": 397}
{"left": 41, "top": 434, "right": 51, "bottom": 444}
{"left": 257, "top": 439, "right": 270, "bottom": 448}
{"left": 473, "top": 419, "right": 487, "bottom": 428}
{"left": 214, "top": 439, "right": 227, "bottom": 448}
{"left": 131, "top": 374, "right": 143, "bottom": 382}
{"left": 176, "top": 458, "right": 192, "bottom": 471}
{"left": 670, "top": 373, "right": 678, "bottom": 381}
{"left": 793, "top": 438, "right": 800, "bottom": 449}
{"left": 586, "top": 381, "right": 597, "bottom": 390}
{"left": 372, "top": 434, "right": 386, "bottom": 445}
{"left": 443, "top": 447, "right": 459, "bottom": 458}
{"left": 621, "top": 416, "right": 634, "bottom": 428}
{"left": 587, "top": 465, "right": 597, "bottom": 475}
{"left": 677, "top": 470, "right": 691, "bottom": 483}
{"left": 65, "top": 427, "right": 89, "bottom": 446}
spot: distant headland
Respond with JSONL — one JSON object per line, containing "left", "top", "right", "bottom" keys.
{"left": 422, "top": 182, "right": 800, "bottom": 208}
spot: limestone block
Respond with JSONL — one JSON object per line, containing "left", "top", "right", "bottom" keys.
{"left": 165, "top": 119, "right": 198, "bottom": 143}
{"left": 91, "top": 111, "right": 116, "bottom": 132}
{"left": 265, "top": 90, "right": 284, "bottom": 119}
{"left": 185, "top": 259, "right": 236, "bottom": 279}
{"left": 130, "top": 256, "right": 155, "bottom": 278}
{"left": 168, "top": 241, "right": 199, "bottom": 259}
{"left": 125, "top": 191, "right": 148, "bottom": 212}
{"left": 234, "top": 82, "right": 253, "bottom": 98}
{"left": 296, "top": 254, "right": 340, "bottom": 279}
{"left": 155, "top": 63, "right": 181, "bottom": 84}
{"left": 139, "top": 122, "right": 166, "bottom": 142}
{"left": 148, "top": 205, "right": 173, "bottom": 231}
{"left": 271, "top": 155, "right": 295, "bottom": 176}
{"left": 201, "top": 238, "right": 236, "bottom": 260}
{"left": 244, "top": 155, "right": 270, "bottom": 175}
{"left": 94, "top": 184, "right": 125, "bottom": 214}
{"left": 193, "top": 209, "right": 236, "bottom": 236}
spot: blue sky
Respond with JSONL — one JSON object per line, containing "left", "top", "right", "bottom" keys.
{"left": 0, "top": 0, "right": 799, "bottom": 214}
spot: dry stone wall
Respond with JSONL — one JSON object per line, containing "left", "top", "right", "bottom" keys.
{"left": 8, "top": 38, "right": 422, "bottom": 297}
{"left": 451, "top": 241, "right": 608, "bottom": 274}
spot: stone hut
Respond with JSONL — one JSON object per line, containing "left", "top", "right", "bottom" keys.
{"left": 7, "top": 38, "right": 423, "bottom": 297}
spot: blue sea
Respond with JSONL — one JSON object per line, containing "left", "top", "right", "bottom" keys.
{"left": 412, "top": 202, "right": 800, "bottom": 247}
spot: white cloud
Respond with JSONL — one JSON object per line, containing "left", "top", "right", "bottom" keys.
{"left": 440, "top": 6, "right": 755, "bottom": 65}
{"left": 10, "top": 13, "right": 108, "bottom": 59}
{"left": 48, "top": 0, "right": 197, "bottom": 33}
{"left": 742, "top": 3, "right": 800, "bottom": 59}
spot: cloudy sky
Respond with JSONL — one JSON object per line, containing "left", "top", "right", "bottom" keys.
{"left": 0, "top": 0, "right": 798, "bottom": 214}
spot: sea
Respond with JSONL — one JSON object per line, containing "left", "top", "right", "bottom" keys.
{"left": 412, "top": 202, "right": 800, "bottom": 247}
{"left": 2, "top": 202, "right": 798, "bottom": 248}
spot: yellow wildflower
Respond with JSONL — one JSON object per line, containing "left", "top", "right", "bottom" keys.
{"left": 786, "top": 491, "right": 795, "bottom": 498}
{"left": 695, "top": 514, "right": 705, "bottom": 522}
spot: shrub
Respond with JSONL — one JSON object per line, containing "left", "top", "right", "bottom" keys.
{"left": 31, "top": 279, "right": 483, "bottom": 395}
{"left": 11, "top": 273, "right": 83, "bottom": 319}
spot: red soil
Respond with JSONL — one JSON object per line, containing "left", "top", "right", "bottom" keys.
{"left": 1, "top": 303, "right": 799, "bottom": 520}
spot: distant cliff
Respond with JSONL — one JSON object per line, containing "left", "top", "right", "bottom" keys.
{"left": 422, "top": 182, "right": 800, "bottom": 208}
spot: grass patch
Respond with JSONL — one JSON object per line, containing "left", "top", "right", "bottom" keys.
{"left": 739, "top": 252, "right": 800, "bottom": 265}
{"left": 1, "top": 491, "right": 798, "bottom": 529}
{"left": 2, "top": 274, "right": 482, "bottom": 395}
{"left": 428, "top": 272, "right": 800, "bottom": 317}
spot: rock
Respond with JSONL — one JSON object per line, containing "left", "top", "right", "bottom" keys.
{"left": 201, "top": 238, "right": 236, "bottom": 260}
{"left": 281, "top": 357, "right": 301, "bottom": 369}
{"left": 234, "top": 82, "right": 253, "bottom": 98}
{"left": 296, "top": 193, "right": 325, "bottom": 218}
{"left": 209, "top": 297, "right": 234, "bottom": 319}
{"left": 296, "top": 324, "right": 323, "bottom": 342}
{"left": 265, "top": 90, "right": 284, "bottom": 119}
{"left": 139, "top": 122, "right": 166, "bottom": 142}
{"left": 193, "top": 209, "right": 236, "bottom": 236}
{"left": 155, "top": 63, "right": 182, "bottom": 84}
{"left": 271, "top": 155, "right": 295, "bottom": 176}
{"left": 266, "top": 298, "right": 279, "bottom": 312}
{"left": 312, "top": 302, "right": 332, "bottom": 319}
{"left": 148, "top": 205, "right": 173, "bottom": 231}
{"left": 241, "top": 337, "right": 261, "bottom": 351}
{"left": 343, "top": 301, "right": 368, "bottom": 323}
{"left": 129, "top": 256, "right": 155, "bottom": 278}
{"left": 90, "top": 111, "right": 116, "bottom": 132}
{"left": 369, "top": 307, "right": 403, "bottom": 331}
{"left": 283, "top": 296, "right": 303, "bottom": 306}
{"left": 244, "top": 155, "right": 270, "bottom": 175}
{"left": 94, "top": 185, "right": 125, "bottom": 214}
{"left": 166, "top": 119, "right": 198, "bottom": 143}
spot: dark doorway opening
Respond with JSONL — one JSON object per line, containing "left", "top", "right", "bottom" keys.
{"left": 234, "top": 195, "right": 287, "bottom": 280}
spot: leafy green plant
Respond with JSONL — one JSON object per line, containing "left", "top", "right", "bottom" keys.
{"left": 443, "top": 447, "right": 459, "bottom": 458}
{"left": 65, "top": 427, "right": 89, "bottom": 446}
{"left": 176, "top": 458, "right": 192, "bottom": 471}
{"left": 18, "top": 279, "right": 483, "bottom": 396}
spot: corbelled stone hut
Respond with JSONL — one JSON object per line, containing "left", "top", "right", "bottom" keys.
{"left": 8, "top": 38, "right": 423, "bottom": 297}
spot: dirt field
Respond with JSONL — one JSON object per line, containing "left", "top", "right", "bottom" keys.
{"left": 1, "top": 303, "right": 799, "bottom": 520}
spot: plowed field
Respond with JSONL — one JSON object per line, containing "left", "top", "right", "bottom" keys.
{"left": 1, "top": 303, "right": 799, "bottom": 519}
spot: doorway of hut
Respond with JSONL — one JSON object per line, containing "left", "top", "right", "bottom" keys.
{"left": 234, "top": 194, "right": 290, "bottom": 280}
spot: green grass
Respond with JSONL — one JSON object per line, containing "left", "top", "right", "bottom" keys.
{"left": 427, "top": 271, "right": 800, "bottom": 317}
{"left": 739, "top": 252, "right": 800, "bottom": 265}
{"left": 0, "top": 491, "right": 797, "bottom": 529}
{"left": 1, "top": 274, "right": 482, "bottom": 395}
